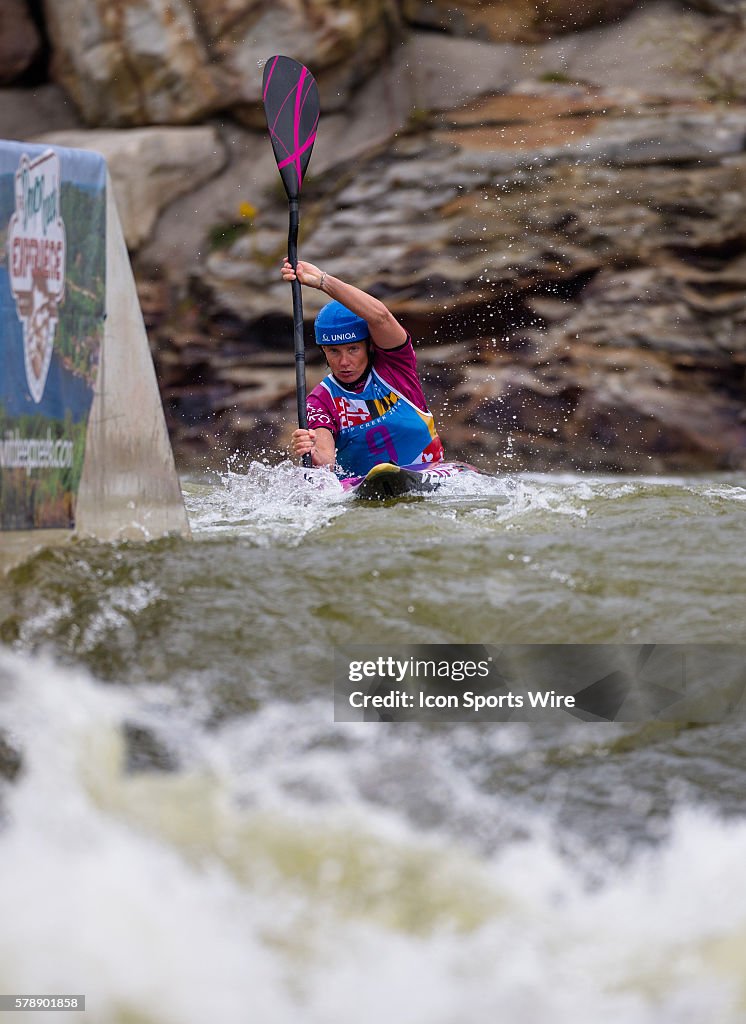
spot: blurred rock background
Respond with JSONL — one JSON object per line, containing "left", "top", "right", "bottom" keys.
{"left": 2, "top": 0, "right": 746, "bottom": 471}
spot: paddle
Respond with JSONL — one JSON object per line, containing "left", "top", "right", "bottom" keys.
{"left": 262, "top": 55, "right": 320, "bottom": 469}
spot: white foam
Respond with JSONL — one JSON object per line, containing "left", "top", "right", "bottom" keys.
{"left": 182, "top": 466, "right": 746, "bottom": 547}
{"left": 182, "top": 460, "right": 346, "bottom": 544}
{"left": 1, "top": 650, "right": 745, "bottom": 1023}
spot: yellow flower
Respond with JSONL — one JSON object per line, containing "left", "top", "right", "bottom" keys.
{"left": 238, "top": 201, "right": 257, "bottom": 220}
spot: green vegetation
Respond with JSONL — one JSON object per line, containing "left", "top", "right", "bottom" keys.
{"left": 60, "top": 182, "right": 106, "bottom": 301}
{"left": 406, "top": 107, "right": 432, "bottom": 132}
{"left": 538, "top": 70, "right": 576, "bottom": 84}
{"left": 57, "top": 183, "right": 106, "bottom": 384}
{"left": 208, "top": 221, "right": 249, "bottom": 251}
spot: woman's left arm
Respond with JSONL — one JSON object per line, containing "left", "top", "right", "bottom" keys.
{"left": 281, "top": 260, "right": 407, "bottom": 349}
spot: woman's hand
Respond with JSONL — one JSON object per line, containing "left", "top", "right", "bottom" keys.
{"left": 290, "top": 427, "right": 336, "bottom": 467}
{"left": 290, "top": 428, "right": 317, "bottom": 459}
{"left": 281, "top": 259, "right": 324, "bottom": 289}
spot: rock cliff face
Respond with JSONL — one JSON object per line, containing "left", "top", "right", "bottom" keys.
{"left": 2, "top": 0, "right": 746, "bottom": 472}
{"left": 42, "top": 0, "right": 403, "bottom": 126}
{"left": 0, "top": 0, "right": 40, "bottom": 84}
{"left": 403, "top": 0, "right": 640, "bottom": 42}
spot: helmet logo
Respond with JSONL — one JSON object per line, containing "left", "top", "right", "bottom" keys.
{"left": 323, "top": 331, "right": 358, "bottom": 342}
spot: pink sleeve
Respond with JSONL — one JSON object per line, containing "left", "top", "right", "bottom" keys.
{"left": 307, "top": 383, "right": 339, "bottom": 436}
{"left": 372, "top": 337, "right": 429, "bottom": 411}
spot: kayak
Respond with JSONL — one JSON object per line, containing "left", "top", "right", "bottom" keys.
{"left": 341, "top": 462, "right": 477, "bottom": 500}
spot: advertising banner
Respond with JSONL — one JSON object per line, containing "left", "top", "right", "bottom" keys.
{"left": 0, "top": 141, "right": 106, "bottom": 529}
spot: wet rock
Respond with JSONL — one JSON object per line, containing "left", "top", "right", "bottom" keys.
{"left": 395, "top": 5, "right": 704, "bottom": 116}
{"left": 201, "top": 101, "right": 746, "bottom": 316}
{"left": 176, "top": 86, "right": 746, "bottom": 472}
{"left": 141, "top": 5, "right": 707, "bottom": 285}
{"left": 403, "top": 0, "right": 640, "bottom": 42}
{"left": 214, "top": 0, "right": 404, "bottom": 125}
{"left": 122, "top": 722, "right": 178, "bottom": 774}
{"left": 43, "top": 0, "right": 224, "bottom": 126}
{"left": 36, "top": 127, "right": 227, "bottom": 250}
{"left": 688, "top": 0, "right": 746, "bottom": 15}
{"left": 19, "top": 0, "right": 744, "bottom": 472}
{"left": 0, "top": 84, "right": 82, "bottom": 141}
{"left": 0, "top": 0, "right": 41, "bottom": 84}
{"left": 213, "top": 368, "right": 297, "bottom": 411}
{"left": 681, "top": 17, "right": 746, "bottom": 102}
{"left": 41, "top": 0, "right": 402, "bottom": 128}
{"left": 0, "top": 731, "right": 22, "bottom": 782}
{"left": 500, "top": 263, "right": 746, "bottom": 471}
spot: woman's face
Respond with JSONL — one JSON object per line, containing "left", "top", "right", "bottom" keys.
{"left": 322, "top": 341, "right": 369, "bottom": 384}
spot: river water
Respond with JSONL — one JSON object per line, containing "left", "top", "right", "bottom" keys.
{"left": 1, "top": 463, "right": 745, "bottom": 1023}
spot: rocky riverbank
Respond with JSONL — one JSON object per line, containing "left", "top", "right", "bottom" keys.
{"left": 2, "top": 0, "right": 745, "bottom": 471}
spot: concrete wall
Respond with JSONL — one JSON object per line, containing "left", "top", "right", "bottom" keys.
{"left": 74, "top": 173, "right": 190, "bottom": 542}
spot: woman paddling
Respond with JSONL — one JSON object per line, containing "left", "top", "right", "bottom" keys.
{"left": 282, "top": 259, "right": 445, "bottom": 478}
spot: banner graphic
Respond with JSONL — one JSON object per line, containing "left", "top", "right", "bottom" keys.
{"left": 0, "top": 141, "right": 106, "bottom": 529}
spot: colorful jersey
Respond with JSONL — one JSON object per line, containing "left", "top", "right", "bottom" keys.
{"left": 307, "top": 338, "right": 444, "bottom": 477}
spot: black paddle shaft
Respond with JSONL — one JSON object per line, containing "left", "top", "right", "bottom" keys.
{"left": 262, "top": 56, "right": 320, "bottom": 469}
{"left": 287, "top": 200, "right": 308, "bottom": 438}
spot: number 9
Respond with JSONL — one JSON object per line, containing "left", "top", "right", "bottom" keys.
{"left": 366, "top": 425, "right": 398, "bottom": 463}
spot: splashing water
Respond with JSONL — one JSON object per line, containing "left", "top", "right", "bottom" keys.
{"left": 2, "top": 466, "right": 746, "bottom": 1021}
{"left": 181, "top": 460, "right": 608, "bottom": 543}
{"left": 2, "top": 650, "right": 746, "bottom": 1024}
{"left": 182, "top": 460, "right": 347, "bottom": 544}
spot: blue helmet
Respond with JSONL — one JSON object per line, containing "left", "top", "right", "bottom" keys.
{"left": 314, "top": 301, "right": 369, "bottom": 346}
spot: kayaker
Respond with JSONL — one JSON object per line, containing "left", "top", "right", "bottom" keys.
{"left": 281, "top": 259, "right": 445, "bottom": 477}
